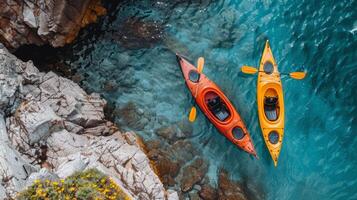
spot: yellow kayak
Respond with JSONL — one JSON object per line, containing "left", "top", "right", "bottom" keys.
{"left": 257, "top": 40, "right": 284, "bottom": 167}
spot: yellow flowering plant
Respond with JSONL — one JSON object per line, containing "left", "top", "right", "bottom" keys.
{"left": 17, "top": 169, "right": 131, "bottom": 200}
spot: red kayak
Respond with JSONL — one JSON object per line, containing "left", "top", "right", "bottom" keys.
{"left": 177, "top": 55, "right": 257, "bottom": 156}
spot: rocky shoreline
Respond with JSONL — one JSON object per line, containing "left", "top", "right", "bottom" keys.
{"left": 0, "top": 1, "right": 257, "bottom": 199}
{"left": 0, "top": 45, "right": 177, "bottom": 199}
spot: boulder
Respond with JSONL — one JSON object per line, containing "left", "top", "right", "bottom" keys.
{"left": 179, "top": 158, "right": 208, "bottom": 192}
{"left": 199, "top": 184, "right": 218, "bottom": 200}
{"left": 0, "top": 0, "right": 106, "bottom": 50}
{"left": 116, "top": 102, "right": 150, "bottom": 130}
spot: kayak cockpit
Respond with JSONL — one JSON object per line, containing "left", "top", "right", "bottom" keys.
{"left": 205, "top": 91, "right": 230, "bottom": 122}
{"left": 232, "top": 127, "right": 245, "bottom": 140}
{"left": 188, "top": 70, "right": 200, "bottom": 83}
{"left": 268, "top": 131, "right": 279, "bottom": 144}
{"left": 263, "top": 61, "right": 274, "bottom": 74}
{"left": 264, "top": 89, "right": 279, "bottom": 121}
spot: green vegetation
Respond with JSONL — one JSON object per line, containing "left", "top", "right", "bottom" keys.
{"left": 17, "top": 169, "right": 131, "bottom": 200}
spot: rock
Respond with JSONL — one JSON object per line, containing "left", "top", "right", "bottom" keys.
{"left": 11, "top": 101, "right": 63, "bottom": 145}
{"left": 176, "top": 120, "right": 193, "bottom": 139}
{"left": 103, "top": 80, "right": 118, "bottom": 92}
{"left": 0, "top": 45, "right": 179, "bottom": 199}
{"left": 144, "top": 139, "right": 182, "bottom": 187}
{"left": 180, "top": 158, "right": 208, "bottom": 192}
{"left": 189, "top": 190, "right": 201, "bottom": 200}
{"left": 171, "top": 140, "right": 198, "bottom": 164}
{"left": 56, "top": 153, "right": 90, "bottom": 178}
{"left": 167, "top": 189, "right": 180, "bottom": 200}
{"left": 116, "top": 102, "right": 149, "bottom": 130}
{"left": 218, "top": 170, "right": 247, "bottom": 200}
{"left": 0, "top": 48, "right": 23, "bottom": 111}
{"left": 84, "top": 121, "right": 118, "bottom": 136}
{"left": 26, "top": 168, "right": 60, "bottom": 187}
{"left": 0, "top": 113, "right": 39, "bottom": 198}
{"left": 193, "top": 184, "right": 202, "bottom": 191}
{"left": 155, "top": 125, "right": 177, "bottom": 142}
{"left": 37, "top": 72, "right": 106, "bottom": 127}
{"left": 0, "top": 185, "right": 6, "bottom": 199}
{"left": 199, "top": 184, "right": 218, "bottom": 200}
{"left": 0, "top": 0, "right": 106, "bottom": 50}
{"left": 148, "top": 151, "right": 180, "bottom": 187}
{"left": 155, "top": 121, "right": 193, "bottom": 144}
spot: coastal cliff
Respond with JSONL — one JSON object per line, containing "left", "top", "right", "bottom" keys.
{"left": 0, "top": 44, "right": 178, "bottom": 199}
{"left": 0, "top": 0, "right": 106, "bottom": 50}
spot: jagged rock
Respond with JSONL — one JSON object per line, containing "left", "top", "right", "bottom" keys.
{"left": 179, "top": 158, "right": 208, "bottom": 192}
{"left": 37, "top": 72, "right": 106, "bottom": 127}
{"left": 10, "top": 101, "right": 63, "bottom": 145}
{"left": 0, "top": 113, "right": 39, "bottom": 198}
{"left": 218, "top": 170, "right": 247, "bottom": 200}
{"left": 0, "top": 50, "right": 22, "bottom": 111}
{"left": 84, "top": 121, "right": 118, "bottom": 136}
{"left": 0, "top": 45, "right": 178, "bottom": 199}
{"left": 0, "top": 0, "right": 106, "bottom": 50}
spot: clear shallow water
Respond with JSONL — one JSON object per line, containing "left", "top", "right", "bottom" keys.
{"left": 64, "top": 0, "right": 357, "bottom": 199}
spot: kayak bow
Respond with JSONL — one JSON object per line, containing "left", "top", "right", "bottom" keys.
{"left": 177, "top": 54, "right": 257, "bottom": 157}
{"left": 257, "top": 41, "right": 285, "bottom": 166}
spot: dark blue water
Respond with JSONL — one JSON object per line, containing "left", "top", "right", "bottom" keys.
{"left": 64, "top": 0, "right": 357, "bottom": 199}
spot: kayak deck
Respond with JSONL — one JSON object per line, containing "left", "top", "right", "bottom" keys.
{"left": 257, "top": 41, "right": 285, "bottom": 166}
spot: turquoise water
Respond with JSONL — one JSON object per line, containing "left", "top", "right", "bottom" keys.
{"left": 64, "top": 0, "right": 357, "bottom": 199}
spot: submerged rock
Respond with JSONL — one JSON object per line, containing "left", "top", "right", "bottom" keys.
{"left": 111, "top": 18, "right": 164, "bottom": 49}
{"left": 116, "top": 101, "right": 150, "bottom": 130}
{"left": 179, "top": 158, "right": 208, "bottom": 192}
{"left": 155, "top": 120, "right": 194, "bottom": 144}
{"left": 0, "top": 45, "right": 178, "bottom": 199}
{"left": 218, "top": 170, "right": 248, "bottom": 200}
{"left": 145, "top": 139, "right": 181, "bottom": 187}
{"left": 0, "top": 0, "right": 106, "bottom": 50}
{"left": 199, "top": 184, "right": 218, "bottom": 200}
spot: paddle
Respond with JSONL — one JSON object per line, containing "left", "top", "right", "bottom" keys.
{"left": 241, "top": 66, "right": 306, "bottom": 80}
{"left": 188, "top": 57, "right": 205, "bottom": 122}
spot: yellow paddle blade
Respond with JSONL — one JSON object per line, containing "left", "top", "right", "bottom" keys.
{"left": 197, "top": 57, "right": 204, "bottom": 73}
{"left": 289, "top": 72, "right": 306, "bottom": 80}
{"left": 188, "top": 107, "right": 197, "bottom": 122}
{"left": 241, "top": 66, "right": 258, "bottom": 74}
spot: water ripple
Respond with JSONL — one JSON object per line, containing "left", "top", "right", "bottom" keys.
{"left": 64, "top": 0, "right": 357, "bottom": 199}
